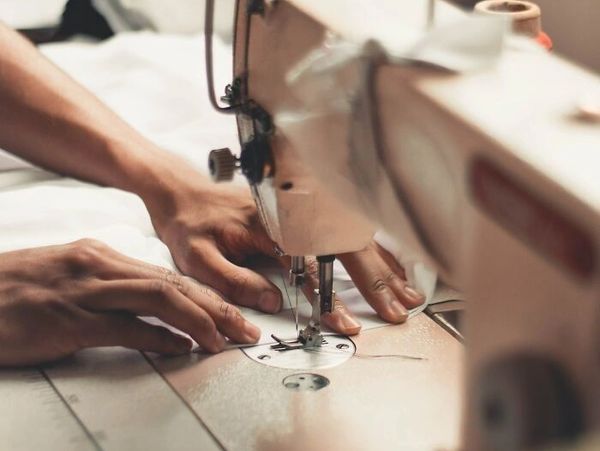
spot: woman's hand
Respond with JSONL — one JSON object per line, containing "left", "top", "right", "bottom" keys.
{"left": 0, "top": 21, "right": 422, "bottom": 348}
{"left": 148, "top": 181, "right": 425, "bottom": 336}
{"left": 303, "top": 242, "right": 426, "bottom": 334}
{"left": 153, "top": 183, "right": 285, "bottom": 314}
{"left": 0, "top": 239, "right": 261, "bottom": 367}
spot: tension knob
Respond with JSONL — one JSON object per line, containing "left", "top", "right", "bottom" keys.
{"left": 208, "top": 148, "right": 238, "bottom": 182}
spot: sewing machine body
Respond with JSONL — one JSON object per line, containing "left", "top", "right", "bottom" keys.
{"left": 223, "top": 0, "right": 600, "bottom": 449}
{"left": 230, "top": 1, "right": 376, "bottom": 258}
{"left": 2, "top": 1, "right": 598, "bottom": 450}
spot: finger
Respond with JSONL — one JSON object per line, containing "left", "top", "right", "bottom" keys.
{"left": 321, "top": 298, "right": 362, "bottom": 336}
{"left": 90, "top": 257, "right": 262, "bottom": 344}
{"left": 95, "top": 237, "right": 281, "bottom": 314}
{"left": 374, "top": 242, "right": 407, "bottom": 280}
{"left": 248, "top": 219, "right": 281, "bottom": 258}
{"left": 338, "top": 248, "right": 410, "bottom": 324}
{"left": 83, "top": 312, "right": 194, "bottom": 355}
{"left": 187, "top": 240, "right": 283, "bottom": 314}
{"left": 179, "top": 276, "right": 262, "bottom": 344}
{"left": 297, "top": 256, "right": 362, "bottom": 335}
{"left": 372, "top": 242, "right": 425, "bottom": 308}
{"left": 372, "top": 244, "right": 425, "bottom": 309}
{"left": 79, "top": 279, "right": 226, "bottom": 353}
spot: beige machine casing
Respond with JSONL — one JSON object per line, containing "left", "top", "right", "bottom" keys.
{"left": 224, "top": 0, "right": 600, "bottom": 449}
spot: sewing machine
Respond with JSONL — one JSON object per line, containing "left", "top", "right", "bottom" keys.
{"left": 207, "top": 0, "right": 600, "bottom": 449}
{"left": 1, "top": 1, "right": 597, "bottom": 450}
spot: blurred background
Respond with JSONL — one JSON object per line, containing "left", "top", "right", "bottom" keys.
{"left": 0, "top": 0, "right": 598, "bottom": 72}
{"left": 0, "top": 0, "right": 235, "bottom": 41}
{"left": 454, "top": 0, "right": 600, "bottom": 72}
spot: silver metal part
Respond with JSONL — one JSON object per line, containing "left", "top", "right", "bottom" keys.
{"left": 426, "top": 300, "right": 465, "bottom": 342}
{"left": 299, "top": 323, "right": 324, "bottom": 348}
{"left": 282, "top": 373, "right": 330, "bottom": 391}
{"left": 298, "top": 287, "right": 335, "bottom": 347}
{"left": 288, "top": 255, "right": 306, "bottom": 286}
{"left": 296, "top": 256, "right": 336, "bottom": 347}
{"left": 318, "top": 257, "right": 334, "bottom": 314}
{"left": 244, "top": 335, "right": 355, "bottom": 370}
{"left": 208, "top": 148, "right": 238, "bottom": 182}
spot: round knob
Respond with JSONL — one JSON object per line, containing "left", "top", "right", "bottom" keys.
{"left": 208, "top": 148, "right": 237, "bottom": 182}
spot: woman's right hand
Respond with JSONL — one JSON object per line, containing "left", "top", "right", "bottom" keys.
{"left": 0, "top": 239, "right": 261, "bottom": 367}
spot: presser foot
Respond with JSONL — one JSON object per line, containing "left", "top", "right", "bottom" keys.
{"left": 298, "top": 324, "right": 325, "bottom": 348}
{"left": 270, "top": 333, "right": 328, "bottom": 352}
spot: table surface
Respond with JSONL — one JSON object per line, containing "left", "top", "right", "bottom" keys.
{"left": 0, "top": 312, "right": 463, "bottom": 451}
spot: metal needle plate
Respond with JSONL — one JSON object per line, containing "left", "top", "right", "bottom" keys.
{"left": 243, "top": 335, "right": 356, "bottom": 370}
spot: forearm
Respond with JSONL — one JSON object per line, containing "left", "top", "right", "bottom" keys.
{"left": 0, "top": 23, "right": 208, "bottom": 223}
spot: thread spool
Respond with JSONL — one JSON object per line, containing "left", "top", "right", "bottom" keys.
{"left": 475, "top": 1, "right": 552, "bottom": 50}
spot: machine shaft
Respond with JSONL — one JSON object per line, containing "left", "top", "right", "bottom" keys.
{"left": 289, "top": 256, "right": 306, "bottom": 286}
{"left": 297, "top": 255, "right": 336, "bottom": 347}
{"left": 317, "top": 255, "right": 335, "bottom": 314}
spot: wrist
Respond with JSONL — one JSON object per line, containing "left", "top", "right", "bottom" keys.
{"left": 107, "top": 138, "right": 212, "bottom": 233}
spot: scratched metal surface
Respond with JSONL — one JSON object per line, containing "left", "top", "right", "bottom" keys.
{"left": 152, "top": 313, "right": 464, "bottom": 451}
{"left": 0, "top": 349, "right": 221, "bottom": 451}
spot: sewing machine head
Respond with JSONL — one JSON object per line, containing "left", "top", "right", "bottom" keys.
{"left": 206, "top": 0, "right": 600, "bottom": 449}
{"left": 205, "top": 0, "right": 377, "bottom": 347}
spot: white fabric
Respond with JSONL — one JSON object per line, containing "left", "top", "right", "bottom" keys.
{"left": 0, "top": 151, "right": 29, "bottom": 172}
{"left": 0, "top": 0, "right": 66, "bottom": 29}
{"left": 0, "top": 32, "right": 238, "bottom": 265}
{"left": 92, "top": 0, "right": 236, "bottom": 38}
{"left": 39, "top": 32, "right": 240, "bottom": 170}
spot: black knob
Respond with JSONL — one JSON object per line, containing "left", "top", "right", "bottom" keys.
{"left": 476, "top": 353, "right": 583, "bottom": 450}
{"left": 208, "top": 148, "right": 237, "bottom": 182}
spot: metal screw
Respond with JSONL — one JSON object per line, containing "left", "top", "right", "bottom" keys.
{"left": 336, "top": 343, "right": 350, "bottom": 350}
{"left": 257, "top": 354, "right": 271, "bottom": 360}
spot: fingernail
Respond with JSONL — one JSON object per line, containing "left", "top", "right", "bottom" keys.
{"left": 258, "top": 290, "right": 281, "bottom": 313}
{"left": 341, "top": 313, "right": 361, "bottom": 332}
{"left": 212, "top": 331, "right": 226, "bottom": 352}
{"left": 323, "top": 310, "right": 361, "bottom": 336}
{"left": 243, "top": 321, "right": 261, "bottom": 342}
{"left": 403, "top": 286, "right": 425, "bottom": 305}
{"left": 389, "top": 300, "right": 409, "bottom": 322}
{"left": 342, "top": 315, "right": 362, "bottom": 335}
{"left": 173, "top": 336, "right": 193, "bottom": 354}
{"left": 381, "top": 292, "right": 408, "bottom": 323}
